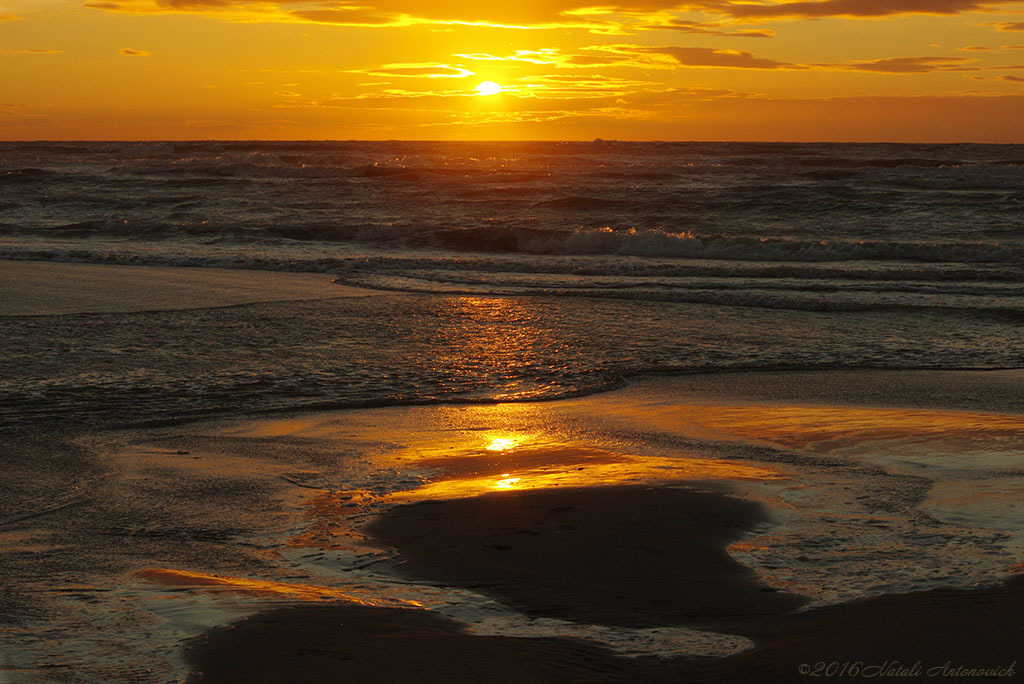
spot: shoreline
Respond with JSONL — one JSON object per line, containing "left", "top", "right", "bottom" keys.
{"left": 0, "top": 259, "right": 384, "bottom": 316}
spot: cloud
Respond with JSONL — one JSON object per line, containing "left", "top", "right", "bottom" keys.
{"left": 450, "top": 45, "right": 1015, "bottom": 77}
{"left": 625, "top": 45, "right": 794, "bottom": 69}
{"left": 715, "top": 0, "right": 1020, "bottom": 19}
{"left": 515, "top": 73, "right": 659, "bottom": 98}
{"left": 0, "top": 48, "right": 64, "bottom": 55}
{"left": 79, "top": 0, "right": 1024, "bottom": 37}
{"left": 349, "top": 63, "right": 475, "bottom": 78}
{"left": 119, "top": 48, "right": 152, "bottom": 56}
{"left": 454, "top": 50, "right": 563, "bottom": 65}
{"left": 992, "top": 21, "right": 1024, "bottom": 31}
{"left": 288, "top": 8, "right": 414, "bottom": 28}
{"left": 88, "top": 0, "right": 614, "bottom": 31}
{"left": 829, "top": 55, "right": 977, "bottom": 72}
{"left": 1001, "top": 74, "right": 1024, "bottom": 81}
{"left": 643, "top": 19, "right": 775, "bottom": 36}
{"left": 467, "top": 44, "right": 795, "bottom": 70}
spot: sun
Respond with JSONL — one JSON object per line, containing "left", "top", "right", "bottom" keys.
{"left": 475, "top": 81, "right": 502, "bottom": 96}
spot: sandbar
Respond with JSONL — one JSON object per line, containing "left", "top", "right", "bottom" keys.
{"left": 0, "top": 260, "right": 381, "bottom": 316}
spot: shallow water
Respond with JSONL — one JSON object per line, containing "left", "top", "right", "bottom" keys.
{"left": 3, "top": 373, "right": 1022, "bottom": 683}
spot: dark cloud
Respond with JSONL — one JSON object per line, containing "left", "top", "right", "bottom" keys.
{"left": 120, "top": 48, "right": 152, "bottom": 56}
{"left": 716, "top": 0, "right": 1014, "bottom": 19}
{"left": 643, "top": 19, "right": 775, "bottom": 36}
{"left": 82, "top": 0, "right": 1024, "bottom": 32}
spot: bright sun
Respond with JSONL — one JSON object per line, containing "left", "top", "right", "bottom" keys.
{"left": 475, "top": 81, "right": 502, "bottom": 96}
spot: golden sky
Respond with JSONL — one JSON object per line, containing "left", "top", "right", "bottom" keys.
{"left": 2, "top": 0, "right": 1023, "bottom": 140}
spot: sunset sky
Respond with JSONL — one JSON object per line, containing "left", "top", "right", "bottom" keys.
{"left": 2, "top": 0, "right": 1023, "bottom": 140}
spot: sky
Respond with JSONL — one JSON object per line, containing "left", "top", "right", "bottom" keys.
{"left": 1, "top": 0, "right": 1023, "bottom": 140}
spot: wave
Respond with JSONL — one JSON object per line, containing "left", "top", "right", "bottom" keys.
{"left": 536, "top": 196, "right": 632, "bottom": 211}
{"left": 1, "top": 168, "right": 63, "bottom": 184}
{"left": 518, "top": 228, "right": 1024, "bottom": 264}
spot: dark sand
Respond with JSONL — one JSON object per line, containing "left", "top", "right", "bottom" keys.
{"left": 366, "top": 485, "right": 807, "bottom": 629}
{"left": 184, "top": 604, "right": 661, "bottom": 684}
{"left": 185, "top": 484, "right": 1024, "bottom": 683}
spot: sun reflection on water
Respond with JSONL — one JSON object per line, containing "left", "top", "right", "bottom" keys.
{"left": 387, "top": 432, "right": 782, "bottom": 503}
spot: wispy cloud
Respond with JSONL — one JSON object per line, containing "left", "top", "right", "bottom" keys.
{"left": 348, "top": 63, "right": 475, "bottom": 78}
{"left": 646, "top": 46, "right": 793, "bottom": 68}
{"left": 642, "top": 18, "right": 775, "bottom": 37}
{"left": 564, "top": 44, "right": 795, "bottom": 69}
{"left": 119, "top": 47, "right": 151, "bottom": 56}
{"left": 826, "top": 55, "right": 978, "bottom": 72}
{"left": 0, "top": 48, "right": 64, "bottom": 55}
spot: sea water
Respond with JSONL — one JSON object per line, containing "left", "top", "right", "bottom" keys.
{"left": 1, "top": 141, "right": 1021, "bottom": 428}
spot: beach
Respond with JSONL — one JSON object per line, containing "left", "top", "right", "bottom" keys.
{"left": 1, "top": 262, "right": 1022, "bottom": 683}
{"left": 1, "top": 141, "right": 1022, "bottom": 683}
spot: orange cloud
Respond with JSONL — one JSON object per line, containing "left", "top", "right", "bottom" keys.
{"left": 830, "top": 55, "right": 978, "bottom": 72}
{"left": 715, "top": 0, "right": 1020, "bottom": 19}
{"left": 350, "top": 63, "right": 475, "bottom": 78}
{"left": 288, "top": 8, "right": 415, "bottom": 28}
{"left": 81, "top": 0, "right": 1024, "bottom": 34}
{"left": 119, "top": 47, "right": 151, "bottom": 56}
{"left": 454, "top": 50, "right": 563, "bottom": 65}
{"left": 1002, "top": 74, "right": 1024, "bottom": 81}
{"left": 0, "top": 48, "right": 64, "bottom": 55}
{"left": 571, "top": 44, "right": 795, "bottom": 69}
{"left": 643, "top": 18, "right": 776, "bottom": 36}
{"left": 993, "top": 21, "right": 1024, "bottom": 30}
{"left": 646, "top": 45, "right": 793, "bottom": 68}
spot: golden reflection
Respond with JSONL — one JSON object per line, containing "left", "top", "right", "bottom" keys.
{"left": 486, "top": 437, "right": 518, "bottom": 451}
{"left": 288, "top": 489, "right": 375, "bottom": 550}
{"left": 494, "top": 475, "right": 521, "bottom": 488}
{"left": 387, "top": 440, "right": 782, "bottom": 502}
{"left": 135, "top": 568, "right": 422, "bottom": 608}
{"left": 616, "top": 403, "right": 1024, "bottom": 462}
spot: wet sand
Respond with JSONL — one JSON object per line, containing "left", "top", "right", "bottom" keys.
{"left": 0, "top": 260, "right": 379, "bottom": 315}
{"left": 185, "top": 483, "right": 1024, "bottom": 684}
{"left": 5, "top": 364, "right": 1023, "bottom": 682}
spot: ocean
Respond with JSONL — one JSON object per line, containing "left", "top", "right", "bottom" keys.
{"left": 1, "top": 140, "right": 1022, "bottom": 429}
